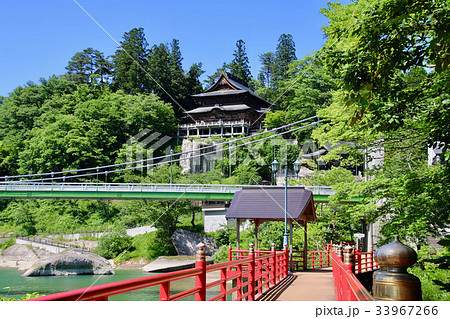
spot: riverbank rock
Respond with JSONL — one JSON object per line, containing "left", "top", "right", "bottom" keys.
{"left": 142, "top": 255, "right": 213, "bottom": 272}
{"left": 0, "top": 244, "right": 53, "bottom": 270}
{"left": 171, "top": 229, "right": 218, "bottom": 256}
{"left": 22, "top": 252, "right": 114, "bottom": 277}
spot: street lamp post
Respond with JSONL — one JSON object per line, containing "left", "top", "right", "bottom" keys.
{"left": 170, "top": 149, "right": 174, "bottom": 185}
{"left": 271, "top": 159, "right": 302, "bottom": 248}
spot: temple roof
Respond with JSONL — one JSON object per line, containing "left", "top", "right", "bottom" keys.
{"left": 191, "top": 72, "right": 273, "bottom": 109}
{"left": 186, "top": 104, "right": 268, "bottom": 114}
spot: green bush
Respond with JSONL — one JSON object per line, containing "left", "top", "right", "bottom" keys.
{"left": 212, "top": 245, "right": 230, "bottom": 264}
{"left": 120, "top": 230, "right": 177, "bottom": 261}
{"left": 409, "top": 264, "right": 450, "bottom": 301}
{"left": 0, "top": 238, "right": 15, "bottom": 252}
{"left": 0, "top": 288, "right": 44, "bottom": 301}
{"left": 93, "top": 230, "right": 133, "bottom": 259}
{"left": 145, "top": 229, "right": 177, "bottom": 259}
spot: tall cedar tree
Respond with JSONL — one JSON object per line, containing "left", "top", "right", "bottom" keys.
{"left": 258, "top": 52, "right": 275, "bottom": 88}
{"left": 112, "top": 27, "right": 150, "bottom": 94}
{"left": 272, "top": 34, "right": 297, "bottom": 88}
{"left": 229, "top": 39, "right": 252, "bottom": 86}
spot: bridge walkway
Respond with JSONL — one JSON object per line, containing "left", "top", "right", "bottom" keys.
{"left": 259, "top": 268, "right": 335, "bottom": 301}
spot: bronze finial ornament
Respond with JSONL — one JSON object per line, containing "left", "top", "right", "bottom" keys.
{"left": 196, "top": 243, "right": 206, "bottom": 262}
{"left": 373, "top": 236, "right": 422, "bottom": 301}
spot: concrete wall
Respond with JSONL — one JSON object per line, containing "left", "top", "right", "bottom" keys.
{"left": 126, "top": 225, "right": 156, "bottom": 237}
{"left": 203, "top": 207, "right": 228, "bottom": 232}
{"left": 15, "top": 238, "right": 66, "bottom": 254}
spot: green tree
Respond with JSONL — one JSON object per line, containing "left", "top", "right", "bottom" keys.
{"left": 185, "top": 62, "right": 205, "bottom": 109}
{"left": 94, "top": 229, "right": 133, "bottom": 259}
{"left": 112, "top": 27, "right": 150, "bottom": 94}
{"left": 229, "top": 39, "right": 252, "bottom": 85}
{"left": 66, "top": 48, "right": 111, "bottom": 85}
{"left": 314, "top": 0, "right": 450, "bottom": 243}
{"left": 258, "top": 52, "right": 275, "bottom": 88}
{"left": 272, "top": 34, "right": 297, "bottom": 88}
{"left": 320, "top": 0, "right": 449, "bottom": 144}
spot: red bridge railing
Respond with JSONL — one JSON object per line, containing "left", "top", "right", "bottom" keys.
{"left": 354, "top": 251, "right": 376, "bottom": 274}
{"left": 28, "top": 243, "right": 289, "bottom": 301}
{"left": 331, "top": 245, "right": 379, "bottom": 301}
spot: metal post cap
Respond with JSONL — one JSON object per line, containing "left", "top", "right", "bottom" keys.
{"left": 196, "top": 243, "right": 206, "bottom": 262}
{"left": 374, "top": 236, "right": 417, "bottom": 268}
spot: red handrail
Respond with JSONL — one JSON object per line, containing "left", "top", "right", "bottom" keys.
{"left": 354, "top": 251, "right": 378, "bottom": 274}
{"left": 331, "top": 251, "right": 374, "bottom": 301}
{"left": 28, "top": 248, "right": 289, "bottom": 301}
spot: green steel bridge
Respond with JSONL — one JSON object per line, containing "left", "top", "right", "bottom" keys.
{"left": 0, "top": 182, "right": 361, "bottom": 203}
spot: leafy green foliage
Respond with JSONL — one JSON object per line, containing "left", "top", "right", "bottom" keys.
{"left": 0, "top": 289, "right": 44, "bottom": 301}
{"left": 409, "top": 240, "right": 450, "bottom": 301}
{"left": 314, "top": 0, "right": 450, "bottom": 244}
{"left": 0, "top": 238, "right": 15, "bottom": 252}
{"left": 93, "top": 230, "right": 133, "bottom": 259}
{"left": 66, "top": 47, "right": 112, "bottom": 85}
{"left": 122, "top": 230, "right": 177, "bottom": 261}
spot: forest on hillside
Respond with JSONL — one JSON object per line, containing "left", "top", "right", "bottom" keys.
{"left": 0, "top": 1, "right": 448, "bottom": 292}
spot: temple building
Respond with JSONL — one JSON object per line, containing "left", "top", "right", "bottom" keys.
{"left": 178, "top": 72, "right": 271, "bottom": 138}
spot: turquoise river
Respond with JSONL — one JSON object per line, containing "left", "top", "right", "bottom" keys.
{"left": 0, "top": 268, "right": 219, "bottom": 301}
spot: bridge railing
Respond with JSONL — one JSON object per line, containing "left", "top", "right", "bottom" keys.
{"left": 331, "top": 249, "right": 376, "bottom": 301}
{"left": 232, "top": 244, "right": 333, "bottom": 272}
{"left": 0, "top": 181, "right": 334, "bottom": 195}
{"left": 354, "top": 251, "right": 377, "bottom": 274}
{"left": 28, "top": 243, "right": 289, "bottom": 301}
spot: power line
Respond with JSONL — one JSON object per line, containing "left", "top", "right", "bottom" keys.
{"left": 4, "top": 119, "right": 321, "bottom": 183}
{"left": 2, "top": 116, "right": 320, "bottom": 181}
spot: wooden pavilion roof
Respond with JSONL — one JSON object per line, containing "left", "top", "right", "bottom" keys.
{"left": 225, "top": 187, "right": 316, "bottom": 223}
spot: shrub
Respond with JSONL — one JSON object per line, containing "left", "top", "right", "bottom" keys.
{"left": 212, "top": 245, "right": 229, "bottom": 264}
{"left": 93, "top": 230, "right": 133, "bottom": 259}
{"left": 0, "top": 238, "right": 15, "bottom": 252}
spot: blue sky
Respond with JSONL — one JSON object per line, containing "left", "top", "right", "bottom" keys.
{"left": 0, "top": 0, "right": 350, "bottom": 97}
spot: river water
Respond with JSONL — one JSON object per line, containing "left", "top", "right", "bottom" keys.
{"left": 0, "top": 268, "right": 213, "bottom": 301}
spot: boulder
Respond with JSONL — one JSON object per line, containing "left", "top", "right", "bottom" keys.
{"left": 171, "top": 229, "right": 218, "bottom": 256}
{"left": 0, "top": 244, "right": 54, "bottom": 270}
{"left": 22, "top": 252, "right": 114, "bottom": 277}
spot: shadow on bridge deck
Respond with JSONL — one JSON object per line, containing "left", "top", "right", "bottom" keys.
{"left": 259, "top": 268, "right": 336, "bottom": 301}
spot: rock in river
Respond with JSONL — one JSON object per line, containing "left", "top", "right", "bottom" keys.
{"left": 22, "top": 252, "right": 114, "bottom": 277}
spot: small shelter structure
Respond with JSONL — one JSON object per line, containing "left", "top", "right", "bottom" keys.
{"left": 225, "top": 187, "right": 316, "bottom": 263}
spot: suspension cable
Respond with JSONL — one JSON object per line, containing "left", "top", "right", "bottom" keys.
{"left": 2, "top": 117, "right": 321, "bottom": 182}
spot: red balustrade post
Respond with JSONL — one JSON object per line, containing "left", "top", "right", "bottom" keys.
{"left": 343, "top": 245, "right": 357, "bottom": 301}
{"left": 236, "top": 263, "right": 243, "bottom": 301}
{"left": 160, "top": 282, "right": 170, "bottom": 301}
{"left": 319, "top": 251, "right": 322, "bottom": 268}
{"left": 343, "top": 245, "right": 355, "bottom": 274}
{"left": 356, "top": 250, "right": 361, "bottom": 274}
{"left": 327, "top": 245, "right": 331, "bottom": 267}
{"left": 220, "top": 268, "right": 227, "bottom": 301}
{"left": 248, "top": 243, "right": 256, "bottom": 301}
{"left": 256, "top": 257, "right": 262, "bottom": 295}
{"left": 271, "top": 243, "right": 276, "bottom": 286}
{"left": 337, "top": 244, "right": 343, "bottom": 260}
{"left": 195, "top": 243, "right": 207, "bottom": 301}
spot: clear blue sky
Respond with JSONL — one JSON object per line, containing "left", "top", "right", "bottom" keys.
{"left": 0, "top": 0, "right": 350, "bottom": 97}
